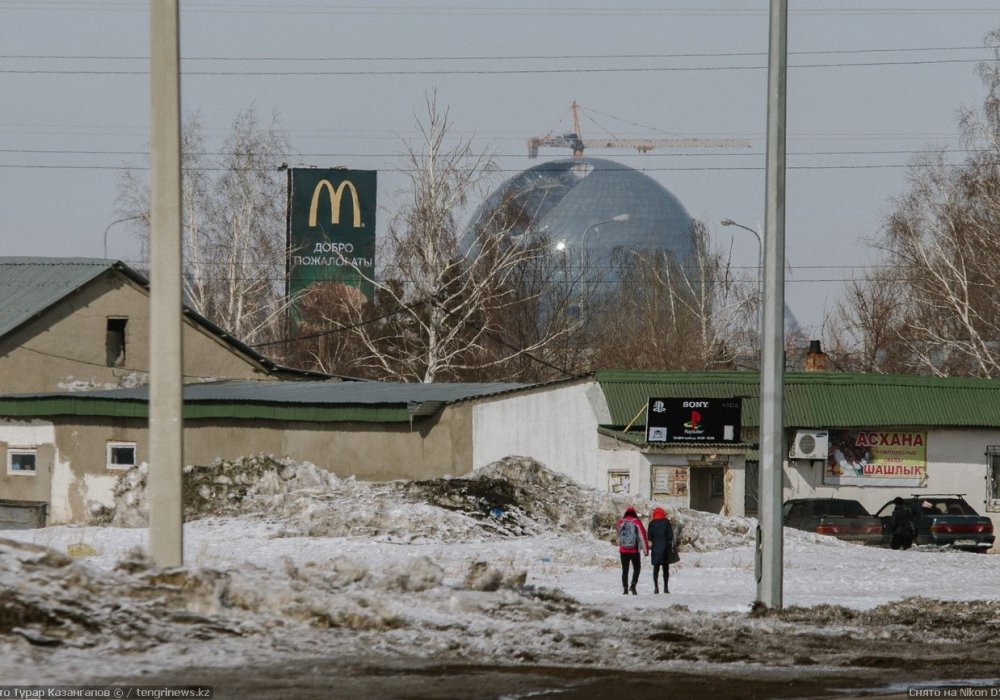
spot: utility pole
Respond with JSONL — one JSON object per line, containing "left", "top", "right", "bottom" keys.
{"left": 757, "top": 0, "right": 787, "bottom": 609}
{"left": 148, "top": 0, "right": 184, "bottom": 567}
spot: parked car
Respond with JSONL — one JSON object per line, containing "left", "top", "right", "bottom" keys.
{"left": 874, "top": 495, "right": 995, "bottom": 552}
{"left": 782, "top": 498, "right": 884, "bottom": 545}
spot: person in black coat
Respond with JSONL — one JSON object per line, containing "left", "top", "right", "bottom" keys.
{"left": 646, "top": 506, "right": 675, "bottom": 594}
{"left": 889, "top": 497, "right": 916, "bottom": 550}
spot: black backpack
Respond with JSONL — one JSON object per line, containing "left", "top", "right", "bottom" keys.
{"left": 618, "top": 519, "right": 639, "bottom": 548}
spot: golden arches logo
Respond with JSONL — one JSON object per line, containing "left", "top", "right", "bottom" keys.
{"left": 308, "top": 179, "right": 362, "bottom": 228}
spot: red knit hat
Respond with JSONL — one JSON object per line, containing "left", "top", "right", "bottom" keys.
{"left": 652, "top": 507, "right": 666, "bottom": 520}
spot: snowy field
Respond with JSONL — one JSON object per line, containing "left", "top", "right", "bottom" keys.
{"left": 1, "top": 455, "right": 999, "bottom": 690}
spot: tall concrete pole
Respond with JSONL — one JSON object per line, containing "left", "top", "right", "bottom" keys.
{"left": 757, "top": 0, "right": 787, "bottom": 609}
{"left": 148, "top": 0, "right": 184, "bottom": 567}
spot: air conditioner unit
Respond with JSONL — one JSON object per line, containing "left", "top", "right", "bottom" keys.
{"left": 789, "top": 430, "right": 829, "bottom": 460}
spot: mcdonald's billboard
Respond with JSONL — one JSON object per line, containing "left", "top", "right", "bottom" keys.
{"left": 287, "top": 168, "right": 377, "bottom": 311}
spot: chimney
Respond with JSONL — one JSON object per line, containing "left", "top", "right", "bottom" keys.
{"left": 804, "top": 339, "right": 829, "bottom": 372}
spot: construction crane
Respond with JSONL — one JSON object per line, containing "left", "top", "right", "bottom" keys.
{"left": 527, "top": 101, "right": 750, "bottom": 158}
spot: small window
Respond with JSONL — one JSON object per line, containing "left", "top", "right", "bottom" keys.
{"left": 8, "top": 449, "right": 37, "bottom": 475}
{"left": 107, "top": 442, "right": 136, "bottom": 470}
{"left": 608, "top": 470, "right": 631, "bottom": 495}
{"left": 106, "top": 317, "right": 127, "bottom": 367}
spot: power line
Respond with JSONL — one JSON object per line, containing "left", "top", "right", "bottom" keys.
{"left": 1, "top": 44, "right": 993, "bottom": 62}
{"left": 3, "top": 2, "right": 999, "bottom": 16}
{"left": 0, "top": 162, "right": 977, "bottom": 173}
{"left": 0, "top": 57, "right": 989, "bottom": 76}
{"left": 20, "top": 344, "right": 226, "bottom": 381}
{"left": 0, "top": 147, "right": 988, "bottom": 158}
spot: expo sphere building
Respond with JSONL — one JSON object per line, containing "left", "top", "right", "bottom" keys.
{"left": 467, "top": 155, "right": 802, "bottom": 333}
{"left": 467, "top": 157, "right": 696, "bottom": 282}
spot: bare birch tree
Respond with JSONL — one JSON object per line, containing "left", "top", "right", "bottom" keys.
{"left": 588, "top": 220, "right": 757, "bottom": 370}
{"left": 827, "top": 32, "right": 1000, "bottom": 377}
{"left": 117, "top": 106, "right": 292, "bottom": 347}
{"left": 317, "top": 94, "right": 582, "bottom": 383}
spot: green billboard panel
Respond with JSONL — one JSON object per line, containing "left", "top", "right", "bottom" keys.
{"left": 287, "top": 168, "right": 377, "bottom": 310}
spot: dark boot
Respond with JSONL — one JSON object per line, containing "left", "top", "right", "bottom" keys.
{"left": 629, "top": 584, "right": 637, "bottom": 595}
{"left": 653, "top": 584, "right": 659, "bottom": 594}
{"left": 623, "top": 586, "right": 628, "bottom": 595}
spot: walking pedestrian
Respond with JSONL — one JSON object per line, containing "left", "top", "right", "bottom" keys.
{"left": 647, "top": 506, "right": 674, "bottom": 594}
{"left": 615, "top": 506, "right": 649, "bottom": 595}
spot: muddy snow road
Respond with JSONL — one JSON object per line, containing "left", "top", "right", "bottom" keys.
{"left": 81, "top": 602, "right": 1000, "bottom": 699}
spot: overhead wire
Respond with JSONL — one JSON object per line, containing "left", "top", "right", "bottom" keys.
{"left": 0, "top": 57, "right": 992, "bottom": 76}
{"left": 2, "top": 44, "right": 993, "bottom": 62}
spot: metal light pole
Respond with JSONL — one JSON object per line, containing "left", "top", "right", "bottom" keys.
{"left": 720, "top": 218, "right": 762, "bottom": 344}
{"left": 103, "top": 215, "right": 144, "bottom": 259}
{"left": 582, "top": 213, "right": 630, "bottom": 248}
{"left": 556, "top": 213, "right": 630, "bottom": 254}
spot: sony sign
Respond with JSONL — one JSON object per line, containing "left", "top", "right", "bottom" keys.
{"left": 646, "top": 397, "right": 742, "bottom": 444}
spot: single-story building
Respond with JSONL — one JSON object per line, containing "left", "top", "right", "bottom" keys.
{"left": 0, "top": 380, "right": 521, "bottom": 522}
{"left": 470, "top": 370, "right": 1000, "bottom": 532}
{"left": 1, "top": 370, "right": 999, "bottom": 541}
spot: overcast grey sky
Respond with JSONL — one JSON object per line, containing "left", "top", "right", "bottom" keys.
{"left": 2, "top": 1, "right": 999, "bottom": 333}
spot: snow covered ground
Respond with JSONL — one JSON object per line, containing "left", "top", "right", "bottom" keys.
{"left": 1, "top": 455, "right": 999, "bottom": 691}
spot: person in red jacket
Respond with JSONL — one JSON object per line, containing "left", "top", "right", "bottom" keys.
{"left": 615, "top": 505, "right": 649, "bottom": 595}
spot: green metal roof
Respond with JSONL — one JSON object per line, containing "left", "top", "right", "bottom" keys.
{"left": 596, "top": 369, "right": 1000, "bottom": 429}
{"left": 0, "top": 258, "right": 114, "bottom": 338}
{"left": 0, "top": 257, "right": 331, "bottom": 380}
{"left": 0, "top": 380, "right": 524, "bottom": 424}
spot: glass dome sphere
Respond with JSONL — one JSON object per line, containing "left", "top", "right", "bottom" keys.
{"left": 467, "top": 157, "right": 695, "bottom": 270}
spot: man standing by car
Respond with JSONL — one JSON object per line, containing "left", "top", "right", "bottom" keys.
{"left": 889, "top": 497, "right": 916, "bottom": 550}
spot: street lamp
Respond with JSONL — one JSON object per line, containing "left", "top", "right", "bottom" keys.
{"left": 103, "top": 215, "right": 145, "bottom": 259}
{"left": 581, "top": 213, "right": 630, "bottom": 249}
{"left": 555, "top": 213, "right": 630, "bottom": 254}
{"left": 721, "top": 218, "right": 763, "bottom": 343}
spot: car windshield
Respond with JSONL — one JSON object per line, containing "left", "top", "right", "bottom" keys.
{"left": 919, "top": 499, "right": 976, "bottom": 516}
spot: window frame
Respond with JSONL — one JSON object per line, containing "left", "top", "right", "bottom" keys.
{"left": 608, "top": 470, "right": 631, "bottom": 495}
{"left": 710, "top": 470, "right": 725, "bottom": 498}
{"left": 106, "top": 441, "right": 137, "bottom": 471}
{"left": 106, "top": 317, "right": 128, "bottom": 367}
{"left": 7, "top": 448, "right": 37, "bottom": 476}
{"left": 988, "top": 446, "right": 1000, "bottom": 513}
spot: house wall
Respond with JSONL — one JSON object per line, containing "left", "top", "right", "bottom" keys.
{"left": 0, "top": 420, "right": 57, "bottom": 510}
{"left": 1, "top": 411, "right": 472, "bottom": 524}
{"left": 601, "top": 451, "right": 746, "bottom": 516}
{"left": 471, "top": 381, "right": 608, "bottom": 489}
{"left": 783, "top": 427, "right": 1000, "bottom": 539}
{"left": 597, "top": 439, "right": 646, "bottom": 498}
{"left": 0, "top": 273, "right": 274, "bottom": 392}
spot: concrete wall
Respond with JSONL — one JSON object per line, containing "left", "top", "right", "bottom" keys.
{"left": 0, "top": 410, "right": 473, "bottom": 524}
{"left": 0, "top": 273, "right": 274, "bottom": 392}
{"left": 471, "top": 380, "right": 608, "bottom": 488}
{"left": 0, "top": 420, "right": 57, "bottom": 511}
{"left": 596, "top": 448, "right": 746, "bottom": 516}
{"left": 597, "top": 439, "right": 646, "bottom": 499}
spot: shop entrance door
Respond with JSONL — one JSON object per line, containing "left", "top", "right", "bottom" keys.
{"left": 689, "top": 466, "right": 726, "bottom": 514}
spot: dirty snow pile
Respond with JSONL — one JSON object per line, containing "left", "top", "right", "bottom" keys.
{"left": 104, "top": 454, "right": 755, "bottom": 551}
{"left": 3, "top": 455, "right": 1000, "bottom": 687}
